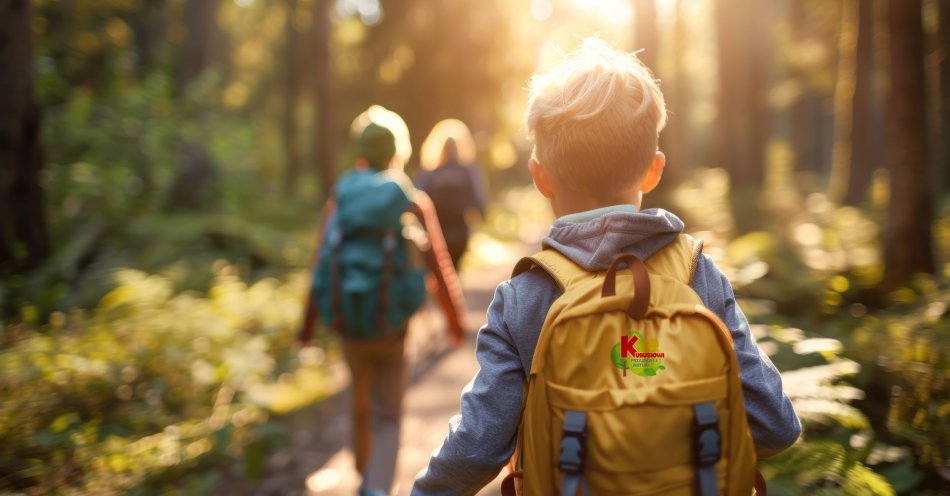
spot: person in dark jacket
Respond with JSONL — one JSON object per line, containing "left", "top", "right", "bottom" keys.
{"left": 415, "top": 120, "right": 487, "bottom": 269}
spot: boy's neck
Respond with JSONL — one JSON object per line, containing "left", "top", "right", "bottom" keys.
{"left": 550, "top": 188, "right": 642, "bottom": 218}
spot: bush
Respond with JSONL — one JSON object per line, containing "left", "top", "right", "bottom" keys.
{"left": 0, "top": 264, "right": 335, "bottom": 494}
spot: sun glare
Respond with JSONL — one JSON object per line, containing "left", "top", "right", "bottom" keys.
{"left": 571, "top": 0, "right": 633, "bottom": 24}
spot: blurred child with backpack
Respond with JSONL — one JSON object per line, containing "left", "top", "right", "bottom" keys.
{"left": 411, "top": 40, "right": 800, "bottom": 495}
{"left": 299, "top": 106, "right": 466, "bottom": 496}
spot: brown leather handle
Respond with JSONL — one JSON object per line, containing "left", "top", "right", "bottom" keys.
{"left": 601, "top": 254, "right": 651, "bottom": 319}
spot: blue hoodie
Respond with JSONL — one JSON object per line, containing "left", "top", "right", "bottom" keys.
{"left": 412, "top": 208, "right": 801, "bottom": 495}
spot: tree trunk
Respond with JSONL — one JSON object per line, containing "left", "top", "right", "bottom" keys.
{"left": 313, "top": 0, "right": 336, "bottom": 201}
{"left": 661, "top": 0, "right": 689, "bottom": 185}
{"left": 283, "top": 0, "right": 302, "bottom": 196}
{"left": 179, "top": 0, "right": 218, "bottom": 87}
{"left": 828, "top": 0, "right": 858, "bottom": 203}
{"left": 883, "top": 0, "right": 934, "bottom": 281}
{"left": 713, "top": 0, "right": 771, "bottom": 190}
{"left": 788, "top": 0, "right": 827, "bottom": 176}
{"left": 844, "top": 0, "right": 875, "bottom": 205}
{"left": 0, "top": 0, "right": 50, "bottom": 272}
{"left": 131, "top": 0, "right": 166, "bottom": 78}
{"left": 167, "top": 0, "right": 219, "bottom": 211}
{"left": 939, "top": 0, "right": 950, "bottom": 193}
{"left": 633, "top": 0, "right": 658, "bottom": 71}
{"left": 712, "top": 0, "right": 772, "bottom": 234}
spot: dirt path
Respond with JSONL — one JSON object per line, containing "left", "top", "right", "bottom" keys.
{"left": 227, "top": 244, "right": 532, "bottom": 496}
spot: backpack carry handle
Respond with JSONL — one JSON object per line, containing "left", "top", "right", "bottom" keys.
{"left": 601, "top": 254, "right": 651, "bottom": 319}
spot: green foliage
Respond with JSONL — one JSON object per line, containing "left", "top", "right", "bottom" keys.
{"left": 758, "top": 331, "right": 899, "bottom": 495}
{"left": 0, "top": 265, "right": 336, "bottom": 494}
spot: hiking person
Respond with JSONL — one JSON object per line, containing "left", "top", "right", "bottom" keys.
{"left": 411, "top": 39, "right": 800, "bottom": 495}
{"left": 415, "top": 119, "right": 487, "bottom": 269}
{"left": 298, "top": 106, "right": 466, "bottom": 496}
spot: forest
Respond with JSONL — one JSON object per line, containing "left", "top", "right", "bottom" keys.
{"left": 0, "top": 0, "right": 947, "bottom": 494}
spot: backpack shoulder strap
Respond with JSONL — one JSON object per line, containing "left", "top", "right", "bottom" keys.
{"left": 511, "top": 248, "right": 590, "bottom": 292}
{"left": 644, "top": 233, "right": 705, "bottom": 285}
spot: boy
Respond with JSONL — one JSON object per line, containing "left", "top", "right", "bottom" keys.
{"left": 411, "top": 39, "right": 801, "bottom": 495}
{"left": 299, "top": 106, "right": 465, "bottom": 496}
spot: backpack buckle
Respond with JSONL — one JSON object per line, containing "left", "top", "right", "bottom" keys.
{"left": 558, "top": 411, "right": 587, "bottom": 475}
{"left": 692, "top": 403, "right": 721, "bottom": 466}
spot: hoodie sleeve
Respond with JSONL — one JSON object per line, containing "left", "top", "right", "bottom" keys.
{"left": 412, "top": 281, "right": 524, "bottom": 495}
{"left": 691, "top": 255, "right": 801, "bottom": 456}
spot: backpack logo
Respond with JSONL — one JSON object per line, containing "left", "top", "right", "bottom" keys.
{"left": 610, "top": 332, "right": 666, "bottom": 377}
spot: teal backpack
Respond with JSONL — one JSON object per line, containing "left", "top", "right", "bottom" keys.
{"left": 312, "top": 169, "right": 427, "bottom": 339}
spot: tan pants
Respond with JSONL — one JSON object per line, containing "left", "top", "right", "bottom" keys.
{"left": 342, "top": 334, "right": 406, "bottom": 494}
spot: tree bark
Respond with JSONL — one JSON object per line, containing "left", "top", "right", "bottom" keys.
{"left": 883, "top": 0, "right": 934, "bottom": 281}
{"left": 713, "top": 0, "right": 771, "bottom": 190}
{"left": 0, "top": 0, "right": 50, "bottom": 272}
{"left": 844, "top": 0, "right": 875, "bottom": 205}
{"left": 828, "top": 0, "right": 858, "bottom": 203}
{"left": 633, "top": 0, "right": 658, "bottom": 72}
{"left": 283, "top": 0, "right": 302, "bottom": 196}
{"left": 167, "top": 0, "right": 219, "bottom": 211}
{"left": 131, "top": 0, "right": 166, "bottom": 78}
{"left": 788, "top": 0, "right": 829, "bottom": 175}
{"left": 179, "top": 0, "right": 218, "bottom": 87}
{"left": 660, "top": 0, "right": 690, "bottom": 184}
{"left": 312, "top": 0, "right": 336, "bottom": 201}
{"left": 939, "top": 0, "right": 950, "bottom": 193}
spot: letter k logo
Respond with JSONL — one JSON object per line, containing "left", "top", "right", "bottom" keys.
{"left": 620, "top": 335, "right": 639, "bottom": 358}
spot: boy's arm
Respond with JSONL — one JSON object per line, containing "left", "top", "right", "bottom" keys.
{"left": 691, "top": 255, "right": 802, "bottom": 457}
{"left": 407, "top": 191, "right": 466, "bottom": 345}
{"left": 412, "top": 281, "right": 524, "bottom": 496}
{"left": 298, "top": 199, "right": 336, "bottom": 344}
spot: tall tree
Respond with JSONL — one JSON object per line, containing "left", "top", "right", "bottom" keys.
{"left": 167, "top": 0, "right": 220, "bottom": 210}
{"left": 131, "top": 0, "right": 167, "bottom": 78}
{"left": 0, "top": 0, "right": 50, "bottom": 272}
{"left": 843, "top": 0, "right": 875, "bottom": 205}
{"left": 940, "top": 0, "right": 950, "bottom": 193}
{"left": 883, "top": 0, "right": 934, "bottom": 281}
{"left": 661, "top": 0, "right": 690, "bottom": 184}
{"left": 713, "top": 0, "right": 772, "bottom": 190}
{"left": 787, "top": 0, "right": 833, "bottom": 175}
{"left": 828, "top": 0, "right": 859, "bottom": 203}
{"left": 312, "top": 0, "right": 336, "bottom": 201}
{"left": 283, "top": 0, "right": 303, "bottom": 196}
{"left": 633, "top": 0, "right": 658, "bottom": 71}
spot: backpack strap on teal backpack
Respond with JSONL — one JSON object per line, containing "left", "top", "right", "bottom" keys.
{"left": 374, "top": 230, "right": 397, "bottom": 335}
{"left": 328, "top": 227, "right": 346, "bottom": 333}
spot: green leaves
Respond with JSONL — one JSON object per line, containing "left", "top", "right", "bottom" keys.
{"left": 0, "top": 265, "right": 335, "bottom": 493}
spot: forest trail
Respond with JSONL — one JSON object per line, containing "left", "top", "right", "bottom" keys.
{"left": 304, "top": 245, "right": 532, "bottom": 496}
{"left": 221, "top": 242, "right": 534, "bottom": 496}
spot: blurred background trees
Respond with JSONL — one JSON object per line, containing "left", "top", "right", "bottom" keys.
{"left": 0, "top": 0, "right": 948, "bottom": 493}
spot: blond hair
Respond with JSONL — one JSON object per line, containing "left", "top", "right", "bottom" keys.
{"left": 420, "top": 119, "right": 477, "bottom": 171}
{"left": 525, "top": 38, "right": 667, "bottom": 197}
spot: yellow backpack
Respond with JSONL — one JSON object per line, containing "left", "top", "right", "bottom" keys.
{"left": 502, "top": 235, "right": 762, "bottom": 496}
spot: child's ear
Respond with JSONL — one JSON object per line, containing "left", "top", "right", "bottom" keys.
{"left": 639, "top": 151, "right": 666, "bottom": 194}
{"left": 528, "top": 158, "right": 555, "bottom": 199}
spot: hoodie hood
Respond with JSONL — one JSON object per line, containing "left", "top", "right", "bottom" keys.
{"left": 543, "top": 208, "right": 684, "bottom": 271}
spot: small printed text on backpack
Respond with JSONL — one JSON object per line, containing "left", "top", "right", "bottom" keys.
{"left": 610, "top": 332, "right": 666, "bottom": 377}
